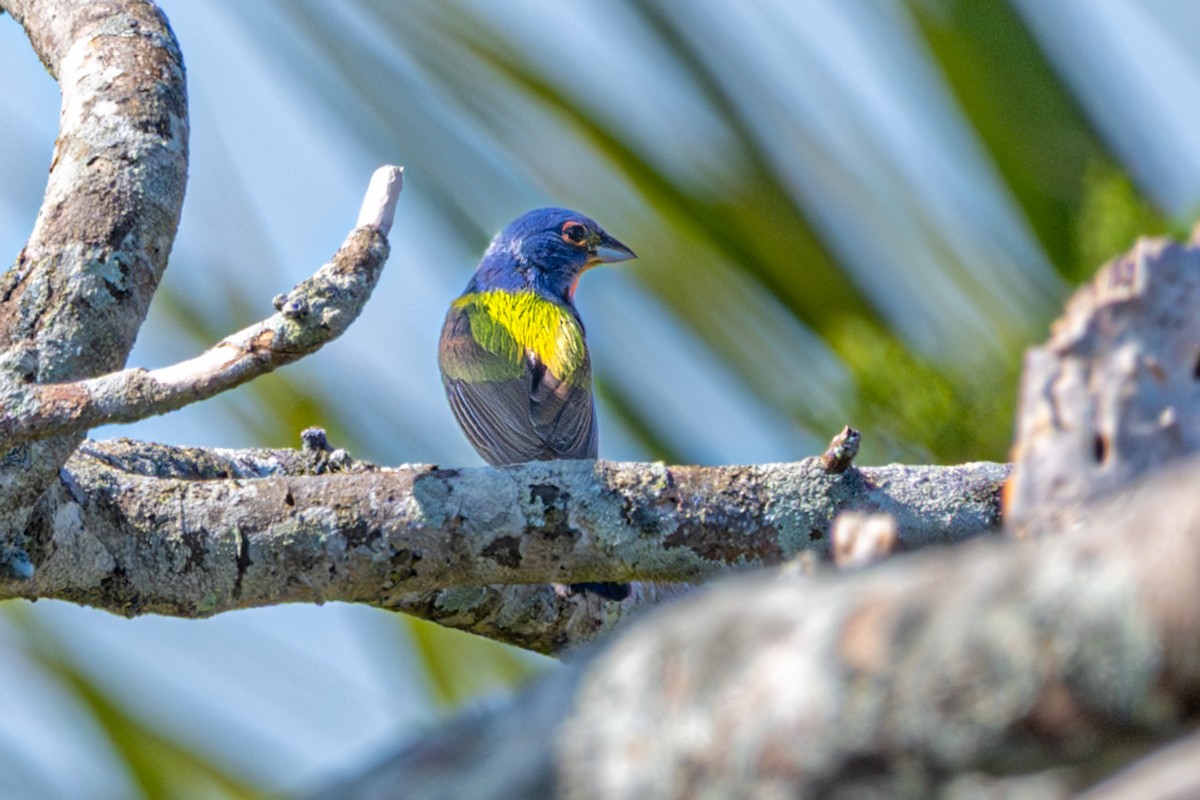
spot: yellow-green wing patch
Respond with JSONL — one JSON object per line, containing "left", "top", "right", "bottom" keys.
{"left": 451, "top": 290, "right": 587, "bottom": 383}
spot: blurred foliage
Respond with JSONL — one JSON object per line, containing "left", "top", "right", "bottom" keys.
{"left": 405, "top": 617, "right": 538, "bottom": 709}
{"left": 8, "top": 607, "right": 265, "bottom": 800}
{"left": 909, "top": 0, "right": 1122, "bottom": 282}
{"left": 594, "top": 376, "right": 680, "bottom": 463}
{"left": 829, "top": 320, "right": 1019, "bottom": 464}
{"left": 1076, "top": 160, "right": 1176, "bottom": 271}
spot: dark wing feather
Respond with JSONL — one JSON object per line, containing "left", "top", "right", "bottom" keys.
{"left": 528, "top": 356, "right": 597, "bottom": 459}
{"left": 439, "top": 304, "right": 597, "bottom": 465}
{"left": 444, "top": 376, "right": 549, "bottom": 464}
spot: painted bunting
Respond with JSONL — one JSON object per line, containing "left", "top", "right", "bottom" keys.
{"left": 438, "top": 208, "right": 635, "bottom": 601}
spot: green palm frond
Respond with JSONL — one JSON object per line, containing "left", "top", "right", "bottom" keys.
{"left": 10, "top": 610, "right": 265, "bottom": 800}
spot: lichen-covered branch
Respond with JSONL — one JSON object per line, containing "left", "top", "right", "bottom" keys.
{"left": 388, "top": 581, "right": 693, "bottom": 655}
{"left": 0, "top": 0, "right": 187, "bottom": 531}
{"left": 0, "top": 168, "right": 402, "bottom": 449}
{"left": 2, "top": 445, "right": 1006, "bottom": 651}
{"left": 311, "top": 457, "right": 1200, "bottom": 799}
{"left": 566, "top": 457, "right": 1200, "bottom": 797}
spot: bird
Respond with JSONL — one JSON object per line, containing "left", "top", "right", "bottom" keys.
{"left": 438, "top": 207, "right": 635, "bottom": 601}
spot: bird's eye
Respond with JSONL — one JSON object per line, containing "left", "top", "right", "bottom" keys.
{"left": 561, "top": 221, "right": 588, "bottom": 245}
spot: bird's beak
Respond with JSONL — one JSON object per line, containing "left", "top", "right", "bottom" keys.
{"left": 590, "top": 231, "right": 636, "bottom": 264}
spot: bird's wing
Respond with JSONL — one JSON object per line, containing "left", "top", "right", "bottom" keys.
{"left": 439, "top": 301, "right": 597, "bottom": 464}
{"left": 439, "top": 303, "right": 545, "bottom": 464}
{"left": 444, "top": 376, "right": 549, "bottom": 464}
{"left": 527, "top": 353, "right": 597, "bottom": 459}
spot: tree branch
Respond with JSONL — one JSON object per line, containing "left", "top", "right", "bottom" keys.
{"left": 0, "top": 167, "right": 402, "bottom": 448}
{"left": 1007, "top": 237, "right": 1200, "bottom": 536}
{"left": 0, "top": 0, "right": 187, "bottom": 531}
{"left": 3, "top": 444, "right": 1005, "bottom": 651}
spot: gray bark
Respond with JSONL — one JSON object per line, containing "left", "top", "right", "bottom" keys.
{"left": 7, "top": 439, "right": 1005, "bottom": 652}
{"left": 317, "top": 459, "right": 1200, "bottom": 799}
{"left": 0, "top": 0, "right": 187, "bottom": 536}
{"left": 1006, "top": 237, "right": 1200, "bottom": 537}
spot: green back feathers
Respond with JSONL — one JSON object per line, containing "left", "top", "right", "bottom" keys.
{"left": 443, "top": 290, "right": 587, "bottom": 384}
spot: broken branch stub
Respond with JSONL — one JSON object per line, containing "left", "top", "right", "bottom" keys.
{"left": 1006, "top": 237, "right": 1200, "bottom": 537}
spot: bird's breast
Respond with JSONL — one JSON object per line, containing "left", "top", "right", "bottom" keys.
{"left": 451, "top": 290, "right": 587, "bottom": 382}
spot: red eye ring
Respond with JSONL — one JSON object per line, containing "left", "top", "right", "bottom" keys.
{"left": 561, "top": 221, "right": 588, "bottom": 245}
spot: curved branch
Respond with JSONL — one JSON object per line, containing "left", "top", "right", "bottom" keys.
{"left": 0, "top": 0, "right": 187, "bottom": 528}
{"left": 0, "top": 167, "right": 402, "bottom": 447}
{"left": 0, "top": 0, "right": 187, "bottom": 381}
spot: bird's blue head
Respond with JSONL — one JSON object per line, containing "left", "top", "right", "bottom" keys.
{"left": 469, "top": 207, "right": 636, "bottom": 302}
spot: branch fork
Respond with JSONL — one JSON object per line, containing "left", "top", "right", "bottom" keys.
{"left": 0, "top": 166, "right": 403, "bottom": 449}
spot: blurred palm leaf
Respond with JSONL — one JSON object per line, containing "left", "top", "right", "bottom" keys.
{"left": 404, "top": 617, "right": 540, "bottom": 709}
{"left": 10, "top": 609, "right": 265, "bottom": 800}
{"left": 1075, "top": 160, "right": 1178, "bottom": 270}
{"left": 907, "top": 0, "right": 1168, "bottom": 280}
